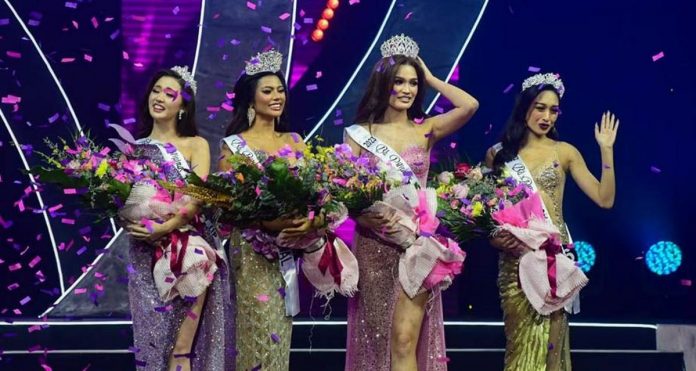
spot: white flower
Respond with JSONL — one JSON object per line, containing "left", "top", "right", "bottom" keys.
{"left": 452, "top": 184, "right": 469, "bottom": 199}
{"left": 437, "top": 171, "right": 454, "bottom": 185}
{"left": 467, "top": 168, "right": 483, "bottom": 181}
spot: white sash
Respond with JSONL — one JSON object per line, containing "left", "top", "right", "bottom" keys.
{"left": 221, "top": 134, "right": 261, "bottom": 165}
{"left": 345, "top": 124, "right": 420, "bottom": 187}
{"left": 222, "top": 134, "right": 300, "bottom": 316}
{"left": 136, "top": 138, "right": 190, "bottom": 179}
{"left": 493, "top": 142, "right": 580, "bottom": 313}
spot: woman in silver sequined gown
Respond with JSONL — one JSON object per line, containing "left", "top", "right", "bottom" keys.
{"left": 124, "top": 69, "right": 234, "bottom": 371}
{"left": 344, "top": 35, "right": 479, "bottom": 371}
{"left": 486, "top": 74, "right": 619, "bottom": 370}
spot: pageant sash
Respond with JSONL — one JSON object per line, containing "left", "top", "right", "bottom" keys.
{"left": 493, "top": 143, "right": 580, "bottom": 313}
{"left": 221, "top": 134, "right": 261, "bottom": 165}
{"left": 345, "top": 124, "right": 420, "bottom": 187}
{"left": 224, "top": 135, "right": 300, "bottom": 316}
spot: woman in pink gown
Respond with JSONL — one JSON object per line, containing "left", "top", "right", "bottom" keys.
{"left": 344, "top": 34, "right": 479, "bottom": 371}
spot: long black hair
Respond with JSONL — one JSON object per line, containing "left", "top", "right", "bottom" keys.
{"left": 225, "top": 71, "right": 291, "bottom": 136}
{"left": 354, "top": 55, "right": 427, "bottom": 126}
{"left": 136, "top": 69, "right": 198, "bottom": 139}
{"left": 493, "top": 84, "right": 561, "bottom": 169}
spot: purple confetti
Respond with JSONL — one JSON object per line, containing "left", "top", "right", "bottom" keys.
{"left": 650, "top": 166, "right": 662, "bottom": 174}
{"left": 19, "top": 296, "right": 31, "bottom": 305}
{"left": 270, "top": 333, "right": 280, "bottom": 343}
{"left": 528, "top": 66, "right": 541, "bottom": 73}
{"left": 503, "top": 83, "right": 514, "bottom": 94}
{"left": 261, "top": 26, "right": 272, "bottom": 34}
{"left": 0, "top": 19, "right": 10, "bottom": 26}
{"left": 65, "top": 2, "right": 77, "bottom": 9}
{"left": 306, "top": 84, "right": 318, "bottom": 91}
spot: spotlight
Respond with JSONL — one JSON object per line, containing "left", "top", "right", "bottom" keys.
{"left": 311, "top": 29, "right": 324, "bottom": 42}
{"left": 327, "top": 0, "right": 340, "bottom": 10}
{"left": 573, "top": 241, "right": 596, "bottom": 273}
{"left": 322, "top": 8, "right": 335, "bottom": 20}
{"left": 646, "top": 241, "right": 682, "bottom": 275}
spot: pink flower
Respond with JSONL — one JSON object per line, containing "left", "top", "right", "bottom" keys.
{"left": 452, "top": 184, "right": 469, "bottom": 199}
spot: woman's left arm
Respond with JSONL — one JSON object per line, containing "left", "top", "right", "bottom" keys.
{"left": 420, "top": 58, "right": 479, "bottom": 145}
{"left": 566, "top": 111, "right": 619, "bottom": 209}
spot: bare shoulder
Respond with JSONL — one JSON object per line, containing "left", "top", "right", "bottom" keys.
{"left": 556, "top": 141, "right": 582, "bottom": 168}
{"left": 190, "top": 135, "right": 210, "bottom": 150}
{"left": 282, "top": 132, "right": 305, "bottom": 150}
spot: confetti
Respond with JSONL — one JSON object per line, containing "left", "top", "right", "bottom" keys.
{"left": 83, "top": 54, "right": 93, "bottom": 62}
{"left": 256, "top": 294, "right": 270, "bottom": 302}
{"left": 306, "top": 84, "right": 318, "bottom": 91}
{"left": 270, "top": 333, "right": 281, "bottom": 343}
{"left": 74, "top": 288, "right": 87, "bottom": 294}
{"left": 91, "top": 16, "right": 99, "bottom": 28}
{"left": 9, "top": 263, "right": 22, "bottom": 271}
{"left": 279, "top": 12, "right": 290, "bottom": 20}
{"left": 528, "top": 66, "right": 541, "bottom": 72}
{"left": 652, "top": 51, "right": 664, "bottom": 62}
{"left": 65, "top": 2, "right": 77, "bottom": 9}
{"left": 650, "top": 166, "right": 662, "bottom": 174}
{"left": 503, "top": 83, "right": 514, "bottom": 94}
{"left": 172, "top": 6, "right": 180, "bottom": 15}
{"left": 261, "top": 26, "right": 272, "bottom": 34}
{"left": 61, "top": 218, "right": 76, "bottom": 225}
{"left": 19, "top": 296, "right": 31, "bottom": 305}
{"left": 28, "top": 256, "right": 41, "bottom": 268}
{"left": 404, "top": 12, "right": 414, "bottom": 20}
{"left": 6, "top": 51, "right": 21, "bottom": 59}
{"left": 247, "top": 1, "right": 257, "bottom": 10}
{"left": 449, "top": 142, "right": 457, "bottom": 149}
{"left": 680, "top": 279, "right": 692, "bottom": 287}
{"left": 0, "top": 18, "right": 9, "bottom": 26}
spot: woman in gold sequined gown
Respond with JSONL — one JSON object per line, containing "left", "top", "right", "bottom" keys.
{"left": 218, "top": 51, "right": 321, "bottom": 371}
{"left": 344, "top": 34, "right": 479, "bottom": 371}
{"left": 485, "top": 73, "right": 619, "bottom": 371}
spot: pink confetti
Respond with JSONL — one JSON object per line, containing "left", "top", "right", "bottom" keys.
{"left": 72, "top": 20, "right": 79, "bottom": 29}
{"left": 256, "top": 294, "right": 270, "bottom": 302}
{"left": 61, "top": 218, "right": 75, "bottom": 225}
{"left": 28, "top": 325, "right": 42, "bottom": 333}
{"left": 221, "top": 102, "right": 234, "bottom": 112}
{"left": 172, "top": 6, "right": 180, "bottom": 15}
{"left": 405, "top": 12, "right": 413, "bottom": 20}
{"left": 122, "top": 51, "right": 129, "bottom": 60}
{"left": 261, "top": 26, "right": 272, "bottom": 33}
{"left": 7, "top": 283, "right": 19, "bottom": 291}
{"left": 74, "top": 288, "right": 87, "bottom": 294}
{"left": 19, "top": 296, "right": 31, "bottom": 305}
{"left": 9, "top": 263, "right": 22, "bottom": 271}
{"left": 1, "top": 95, "right": 21, "bottom": 104}
{"left": 186, "top": 311, "right": 198, "bottom": 320}
{"left": 528, "top": 66, "right": 541, "bottom": 72}
{"left": 6, "top": 51, "right": 21, "bottom": 59}
{"left": 247, "top": 1, "right": 257, "bottom": 10}
{"left": 681, "top": 279, "right": 692, "bottom": 287}
{"left": 279, "top": 12, "right": 290, "bottom": 20}
{"left": 414, "top": 117, "right": 425, "bottom": 125}
{"left": 48, "top": 204, "right": 63, "bottom": 213}
{"left": 503, "top": 83, "right": 514, "bottom": 94}
{"left": 65, "top": 2, "right": 77, "bottom": 9}
{"left": 64, "top": 188, "right": 77, "bottom": 195}
{"left": 83, "top": 54, "right": 93, "bottom": 62}
{"left": 306, "top": 84, "right": 318, "bottom": 91}
{"left": 449, "top": 142, "right": 457, "bottom": 149}
{"left": 308, "top": 211, "right": 315, "bottom": 220}
{"left": 315, "top": 71, "right": 323, "bottom": 78}
{"left": 91, "top": 17, "right": 99, "bottom": 28}
{"left": 28, "top": 256, "right": 41, "bottom": 268}
{"left": 207, "top": 106, "right": 221, "bottom": 112}
{"left": 349, "top": 0, "right": 360, "bottom": 4}
{"left": 652, "top": 51, "right": 664, "bottom": 62}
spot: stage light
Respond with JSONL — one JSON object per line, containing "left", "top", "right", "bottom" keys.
{"left": 317, "top": 19, "right": 329, "bottom": 31}
{"left": 327, "top": 0, "right": 340, "bottom": 10}
{"left": 573, "top": 241, "right": 596, "bottom": 273}
{"left": 646, "top": 241, "right": 682, "bottom": 275}
{"left": 322, "top": 8, "right": 335, "bottom": 20}
{"left": 311, "top": 29, "right": 324, "bottom": 42}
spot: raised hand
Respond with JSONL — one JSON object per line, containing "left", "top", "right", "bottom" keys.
{"left": 594, "top": 111, "right": 619, "bottom": 149}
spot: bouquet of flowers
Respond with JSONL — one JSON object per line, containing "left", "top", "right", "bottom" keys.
{"left": 30, "top": 134, "right": 162, "bottom": 220}
{"left": 434, "top": 163, "right": 532, "bottom": 244}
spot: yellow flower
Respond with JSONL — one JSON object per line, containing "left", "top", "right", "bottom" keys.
{"left": 235, "top": 173, "right": 245, "bottom": 183}
{"left": 95, "top": 159, "right": 109, "bottom": 178}
{"left": 471, "top": 201, "right": 484, "bottom": 217}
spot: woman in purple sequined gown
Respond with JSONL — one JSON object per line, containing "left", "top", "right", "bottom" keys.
{"left": 123, "top": 68, "right": 234, "bottom": 370}
{"left": 344, "top": 35, "right": 479, "bottom": 371}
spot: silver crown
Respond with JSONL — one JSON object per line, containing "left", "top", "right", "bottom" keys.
{"left": 521, "top": 73, "right": 565, "bottom": 97}
{"left": 380, "top": 34, "right": 419, "bottom": 59}
{"left": 170, "top": 65, "right": 197, "bottom": 93}
{"left": 244, "top": 49, "right": 283, "bottom": 76}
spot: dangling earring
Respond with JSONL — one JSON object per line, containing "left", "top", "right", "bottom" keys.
{"left": 247, "top": 106, "right": 256, "bottom": 127}
{"left": 178, "top": 110, "right": 184, "bottom": 120}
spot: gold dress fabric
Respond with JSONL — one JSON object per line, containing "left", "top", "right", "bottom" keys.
{"left": 230, "top": 231, "right": 292, "bottom": 371}
{"left": 499, "top": 145, "right": 572, "bottom": 371}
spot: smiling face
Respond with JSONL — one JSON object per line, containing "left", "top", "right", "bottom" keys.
{"left": 148, "top": 76, "right": 184, "bottom": 123}
{"left": 251, "top": 74, "right": 286, "bottom": 121}
{"left": 387, "top": 64, "right": 419, "bottom": 112}
{"left": 525, "top": 89, "right": 561, "bottom": 136}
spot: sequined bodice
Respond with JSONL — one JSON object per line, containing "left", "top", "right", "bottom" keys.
{"left": 367, "top": 145, "right": 430, "bottom": 185}
{"left": 529, "top": 152, "right": 568, "bottom": 243}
